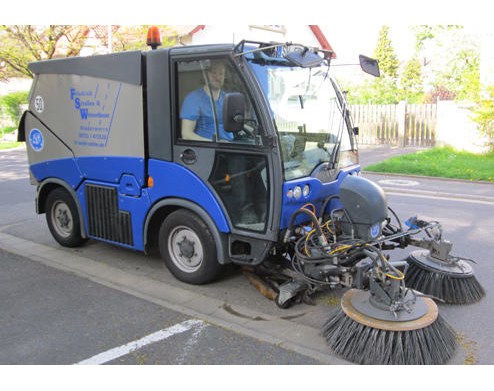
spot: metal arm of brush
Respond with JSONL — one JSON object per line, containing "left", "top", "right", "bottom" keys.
{"left": 362, "top": 248, "right": 406, "bottom": 307}
{"left": 374, "top": 221, "right": 443, "bottom": 247}
{"left": 408, "top": 238, "right": 453, "bottom": 262}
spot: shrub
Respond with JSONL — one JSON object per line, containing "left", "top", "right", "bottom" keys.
{"left": 0, "top": 91, "right": 29, "bottom": 121}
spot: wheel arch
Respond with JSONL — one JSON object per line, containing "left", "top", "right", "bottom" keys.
{"left": 37, "top": 178, "right": 87, "bottom": 238}
{"left": 143, "top": 198, "right": 230, "bottom": 264}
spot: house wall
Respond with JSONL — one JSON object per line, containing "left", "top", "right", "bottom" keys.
{"left": 436, "top": 100, "right": 491, "bottom": 153}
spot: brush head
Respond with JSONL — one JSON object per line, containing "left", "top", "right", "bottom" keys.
{"left": 322, "top": 289, "right": 457, "bottom": 364}
{"left": 405, "top": 250, "right": 485, "bottom": 304}
{"left": 343, "top": 288, "right": 437, "bottom": 330}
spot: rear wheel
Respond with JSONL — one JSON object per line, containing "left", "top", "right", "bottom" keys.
{"left": 159, "top": 209, "right": 222, "bottom": 284}
{"left": 45, "top": 187, "right": 86, "bottom": 247}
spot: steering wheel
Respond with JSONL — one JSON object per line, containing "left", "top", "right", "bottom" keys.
{"left": 241, "top": 119, "right": 258, "bottom": 138}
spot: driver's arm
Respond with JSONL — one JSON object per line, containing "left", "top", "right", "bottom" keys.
{"left": 181, "top": 119, "right": 211, "bottom": 141}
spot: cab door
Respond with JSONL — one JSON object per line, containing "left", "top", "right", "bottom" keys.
{"left": 170, "top": 53, "right": 281, "bottom": 256}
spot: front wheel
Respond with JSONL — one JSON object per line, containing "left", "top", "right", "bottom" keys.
{"left": 45, "top": 187, "right": 86, "bottom": 247}
{"left": 159, "top": 209, "right": 222, "bottom": 284}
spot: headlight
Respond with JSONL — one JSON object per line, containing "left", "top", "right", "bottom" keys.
{"left": 293, "top": 186, "right": 302, "bottom": 199}
{"left": 303, "top": 184, "right": 310, "bottom": 197}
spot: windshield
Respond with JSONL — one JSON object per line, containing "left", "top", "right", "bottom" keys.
{"left": 249, "top": 61, "right": 353, "bottom": 180}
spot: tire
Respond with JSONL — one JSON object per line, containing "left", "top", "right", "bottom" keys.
{"left": 159, "top": 209, "right": 222, "bottom": 285}
{"left": 45, "top": 187, "right": 86, "bottom": 248}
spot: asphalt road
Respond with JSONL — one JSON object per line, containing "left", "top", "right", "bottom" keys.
{"left": 1, "top": 146, "right": 494, "bottom": 365}
{"left": 0, "top": 247, "right": 319, "bottom": 365}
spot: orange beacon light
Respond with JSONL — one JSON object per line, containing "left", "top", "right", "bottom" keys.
{"left": 146, "top": 26, "right": 162, "bottom": 50}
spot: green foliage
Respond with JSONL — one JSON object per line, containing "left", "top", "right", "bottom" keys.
{"left": 345, "top": 26, "right": 422, "bottom": 104}
{"left": 400, "top": 57, "right": 423, "bottom": 103}
{"left": 0, "top": 25, "right": 177, "bottom": 81}
{"left": 471, "top": 85, "right": 494, "bottom": 141}
{"left": 346, "top": 25, "right": 480, "bottom": 105}
{"left": 435, "top": 42, "right": 480, "bottom": 101}
{"left": 0, "top": 25, "right": 91, "bottom": 80}
{"left": 0, "top": 91, "right": 28, "bottom": 120}
{"left": 346, "top": 77, "right": 400, "bottom": 104}
{"left": 111, "top": 25, "right": 177, "bottom": 52}
{"left": 420, "top": 85, "right": 456, "bottom": 104}
{"left": 374, "top": 26, "right": 399, "bottom": 78}
{"left": 411, "top": 25, "right": 463, "bottom": 52}
{"left": 0, "top": 141, "right": 22, "bottom": 149}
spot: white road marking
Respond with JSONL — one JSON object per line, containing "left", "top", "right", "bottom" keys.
{"left": 75, "top": 319, "right": 206, "bottom": 365}
{"left": 176, "top": 320, "right": 208, "bottom": 364}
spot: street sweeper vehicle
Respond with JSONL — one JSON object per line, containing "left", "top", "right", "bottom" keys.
{"left": 19, "top": 29, "right": 485, "bottom": 364}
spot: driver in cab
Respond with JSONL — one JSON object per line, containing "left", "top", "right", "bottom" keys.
{"left": 180, "top": 60, "right": 234, "bottom": 142}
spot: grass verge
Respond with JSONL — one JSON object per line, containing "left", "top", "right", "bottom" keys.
{"left": 364, "top": 146, "right": 494, "bottom": 182}
{"left": 0, "top": 141, "right": 23, "bottom": 150}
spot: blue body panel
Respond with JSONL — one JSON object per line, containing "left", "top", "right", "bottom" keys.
{"left": 30, "top": 157, "right": 83, "bottom": 190}
{"left": 147, "top": 159, "right": 230, "bottom": 233}
{"left": 280, "top": 167, "right": 361, "bottom": 230}
{"left": 75, "top": 179, "right": 151, "bottom": 251}
{"left": 31, "top": 156, "right": 230, "bottom": 252}
{"left": 31, "top": 154, "right": 357, "bottom": 251}
{"left": 76, "top": 156, "right": 145, "bottom": 185}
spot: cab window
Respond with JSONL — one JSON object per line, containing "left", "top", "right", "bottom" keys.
{"left": 176, "top": 58, "right": 261, "bottom": 145}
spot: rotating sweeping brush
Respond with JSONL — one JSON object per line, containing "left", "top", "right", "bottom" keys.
{"left": 322, "top": 289, "right": 457, "bottom": 365}
{"left": 405, "top": 250, "right": 485, "bottom": 304}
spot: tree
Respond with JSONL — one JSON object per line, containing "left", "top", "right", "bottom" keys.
{"left": 354, "top": 25, "right": 401, "bottom": 104}
{"left": 110, "top": 25, "right": 177, "bottom": 52}
{"left": 412, "top": 25, "right": 461, "bottom": 52}
{"left": 0, "top": 25, "right": 178, "bottom": 82}
{"left": 0, "top": 91, "right": 28, "bottom": 121}
{"left": 472, "top": 85, "right": 494, "bottom": 142}
{"left": 411, "top": 25, "right": 480, "bottom": 102}
{"left": 374, "top": 26, "right": 399, "bottom": 79}
{"left": 400, "top": 57, "right": 423, "bottom": 103}
{"left": 0, "top": 25, "right": 91, "bottom": 80}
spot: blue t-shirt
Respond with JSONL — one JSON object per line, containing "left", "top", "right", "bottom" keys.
{"left": 180, "top": 88, "right": 233, "bottom": 141}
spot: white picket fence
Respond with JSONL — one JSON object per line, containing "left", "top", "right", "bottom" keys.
{"left": 350, "top": 102, "right": 437, "bottom": 147}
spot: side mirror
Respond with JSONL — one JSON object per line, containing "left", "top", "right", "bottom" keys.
{"left": 285, "top": 48, "right": 323, "bottom": 68}
{"left": 223, "top": 93, "right": 245, "bottom": 132}
{"left": 359, "top": 55, "right": 380, "bottom": 77}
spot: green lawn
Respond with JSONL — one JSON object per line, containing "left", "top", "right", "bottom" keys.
{"left": 364, "top": 147, "right": 494, "bottom": 183}
{"left": 0, "top": 126, "right": 21, "bottom": 150}
{"left": 0, "top": 141, "right": 23, "bottom": 150}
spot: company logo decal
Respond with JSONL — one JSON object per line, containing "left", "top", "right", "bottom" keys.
{"left": 34, "top": 96, "right": 44, "bottom": 113}
{"left": 70, "top": 82, "right": 122, "bottom": 149}
{"left": 29, "top": 129, "right": 44, "bottom": 152}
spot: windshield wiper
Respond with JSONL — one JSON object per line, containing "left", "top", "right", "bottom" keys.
{"left": 328, "top": 139, "right": 340, "bottom": 169}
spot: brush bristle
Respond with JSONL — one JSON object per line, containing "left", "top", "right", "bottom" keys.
{"left": 405, "top": 262, "right": 485, "bottom": 304}
{"left": 322, "top": 307, "right": 457, "bottom": 365}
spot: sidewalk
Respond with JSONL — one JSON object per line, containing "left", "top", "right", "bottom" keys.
{"left": 358, "top": 144, "right": 428, "bottom": 168}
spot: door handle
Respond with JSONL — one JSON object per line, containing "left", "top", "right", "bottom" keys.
{"left": 180, "top": 149, "right": 197, "bottom": 165}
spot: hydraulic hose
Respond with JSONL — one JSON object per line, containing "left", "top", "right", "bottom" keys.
{"left": 284, "top": 208, "right": 325, "bottom": 244}
{"left": 319, "top": 195, "right": 339, "bottom": 223}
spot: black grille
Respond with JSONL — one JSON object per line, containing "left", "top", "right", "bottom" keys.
{"left": 85, "top": 184, "right": 133, "bottom": 246}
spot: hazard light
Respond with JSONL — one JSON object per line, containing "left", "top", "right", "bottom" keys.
{"left": 146, "top": 26, "right": 162, "bottom": 50}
